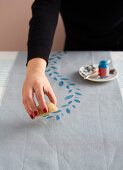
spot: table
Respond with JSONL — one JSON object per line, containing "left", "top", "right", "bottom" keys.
{"left": 0, "top": 51, "right": 123, "bottom": 170}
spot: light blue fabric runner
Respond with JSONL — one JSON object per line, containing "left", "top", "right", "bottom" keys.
{"left": 0, "top": 51, "right": 123, "bottom": 170}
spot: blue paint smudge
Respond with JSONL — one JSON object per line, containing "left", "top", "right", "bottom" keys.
{"left": 61, "top": 113, "right": 64, "bottom": 116}
{"left": 76, "top": 88, "right": 81, "bottom": 90}
{"left": 65, "top": 95, "right": 74, "bottom": 100}
{"left": 59, "top": 81, "right": 64, "bottom": 86}
{"left": 56, "top": 115, "right": 60, "bottom": 120}
{"left": 72, "top": 105, "right": 76, "bottom": 108}
{"left": 74, "top": 99, "right": 80, "bottom": 103}
{"left": 66, "top": 108, "right": 70, "bottom": 114}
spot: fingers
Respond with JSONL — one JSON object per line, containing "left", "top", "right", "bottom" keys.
{"left": 22, "top": 88, "right": 39, "bottom": 119}
{"left": 44, "top": 86, "right": 57, "bottom": 105}
{"left": 22, "top": 76, "right": 57, "bottom": 119}
{"left": 24, "top": 103, "right": 35, "bottom": 119}
{"left": 27, "top": 94, "right": 39, "bottom": 116}
{"left": 35, "top": 87, "right": 48, "bottom": 113}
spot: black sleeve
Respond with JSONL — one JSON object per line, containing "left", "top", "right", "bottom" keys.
{"left": 26, "top": 0, "right": 61, "bottom": 66}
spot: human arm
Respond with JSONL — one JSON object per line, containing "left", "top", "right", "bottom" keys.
{"left": 22, "top": 0, "right": 61, "bottom": 119}
{"left": 27, "top": 0, "right": 61, "bottom": 66}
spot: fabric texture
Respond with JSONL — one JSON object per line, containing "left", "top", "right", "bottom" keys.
{"left": 0, "top": 51, "right": 123, "bottom": 170}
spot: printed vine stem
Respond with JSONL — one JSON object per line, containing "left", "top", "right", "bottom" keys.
{"left": 44, "top": 51, "right": 82, "bottom": 120}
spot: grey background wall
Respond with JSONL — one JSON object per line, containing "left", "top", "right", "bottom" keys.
{"left": 0, "top": 0, "right": 66, "bottom": 51}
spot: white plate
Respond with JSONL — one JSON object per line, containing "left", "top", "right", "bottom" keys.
{"left": 79, "top": 64, "right": 118, "bottom": 82}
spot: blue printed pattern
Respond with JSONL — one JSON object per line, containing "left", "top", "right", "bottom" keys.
{"left": 44, "top": 51, "right": 82, "bottom": 120}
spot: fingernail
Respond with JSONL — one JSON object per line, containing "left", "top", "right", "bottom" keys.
{"left": 30, "top": 114, "right": 35, "bottom": 119}
{"left": 34, "top": 111, "right": 38, "bottom": 116}
{"left": 43, "top": 108, "right": 47, "bottom": 113}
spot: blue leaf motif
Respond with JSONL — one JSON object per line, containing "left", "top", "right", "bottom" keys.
{"left": 52, "top": 110, "right": 62, "bottom": 114}
{"left": 49, "top": 73, "right": 52, "bottom": 76}
{"left": 75, "top": 92, "right": 82, "bottom": 96}
{"left": 61, "top": 113, "right": 64, "bottom": 116}
{"left": 54, "top": 77, "right": 57, "bottom": 81}
{"left": 66, "top": 85, "right": 70, "bottom": 89}
{"left": 72, "top": 105, "right": 76, "bottom": 108}
{"left": 57, "top": 52, "right": 63, "bottom": 54}
{"left": 56, "top": 115, "right": 60, "bottom": 120}
{"left": 51, "top": 66, "right": 57, "bottom": 69}
{"left": 76, "top": 88, "right": 81, "bottom": 90}
{"left": 61, "top": 104, "right": 68, "bottom": 107}
{"left": 53, "top": 72, "right": 59, "bottom": 74}
{"left": 45, "top": 69, "right": 51, "bottom": 72}
{"left": 59, "top": 81, "right": 64, "bottom": 86}
{"left": 53, "top": 61, "right": 57, "bottom": 64}
{"left": 68, "top": 89, "right": 73, "bottom": 93}
{"left": 52, "top": 54, "right": 56, "bottom": 56}
{"left": 65, "top": 95, "right": 74, "bottom": 100}
{"left": 69, "top": 83, "right": 76, "bottom": 86}
{"left": 74, "top": 99, "right": 80, "bottom": 103}
{"left": 49, "top": 58, "right": 54, "bottom": 61}
{"left": 46, "top": 116, "right": 54, "bottom": 119}
{"left": 61, "top": 78, "right": 69, "bottom": 80}
{"left": 68, "top": 101, "right": 72, "bottom": 105}
{"left": 66, "top": 108, "right": 70, "bottom": 114}
{"left": 57, "top": 56, "right": 61, "bottom": 59}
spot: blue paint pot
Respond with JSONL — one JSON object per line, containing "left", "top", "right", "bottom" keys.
{"left": 98, "top": 60, "right": 109, "bottom": 78}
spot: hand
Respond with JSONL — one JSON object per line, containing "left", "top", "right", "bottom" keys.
{"left": 22, "top": 58, "right": 57, "bottom": 119}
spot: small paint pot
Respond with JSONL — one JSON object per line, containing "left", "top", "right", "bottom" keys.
{"left": 98, "top": 60, "right": 109, "bottom": 78}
